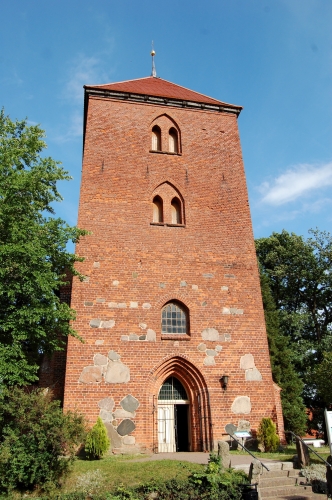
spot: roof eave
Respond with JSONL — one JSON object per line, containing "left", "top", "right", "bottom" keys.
{"left": 83, "top": 85, "right": 243, "bottom": 116}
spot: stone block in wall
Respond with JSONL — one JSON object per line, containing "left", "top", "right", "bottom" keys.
{"left": 108, "top": 350, "right": 121, "bottom": 360}
{"left": 201, "top": 328, "right": 219, "bottom": 341}
{"left": 206, "top": 349, "right": 217, "bottom": 356}
{"left": 79, "top": 366, "right": 103, "bottom": 384}
{"left": 105, "top": 361, "right": 130, "bottom": 384}
{"left": 117, "top": 419, "right": 136, "bottom": 436}
{"left": 245, "top": 368, "right": 262, "bottom": 381}
{"left": 90, "top": 318, "right": 102, "bottom": 328}
{"left": 240, "top": 354, "right": 255, "bottom": 370}
{"left": 146, "top": 329, "right": 156, "bottom": 341}
{"left": 204, "top": 356, "right": 216, "bottom": 366}
{"left": 123, "top": 436, "right": 136, "bottom": 445}
{"left": 100, "top": 409, "right": 113, "bottom": 422}
{"left": 121, "top": 395, "right": 140, "bottom": 412}
{"left": 231, "top": 396, "right": 251, "bottom": 414}
{"left": 237, "top": 419, "right": 251, "bottom": 432}
{"left": 101, "top": 320, "right": 115, "bottom": 328}
{"left": 113, "top": 409, "right": 135, "bottom": 419}
{"left": 104, "top": 423, "right": 122, "bottom": 449}
{"left": 94, "top": 354, "right": 108, "bottom": 366}
{"left": 98, "top": 397, "right": 115, "bottom": 412}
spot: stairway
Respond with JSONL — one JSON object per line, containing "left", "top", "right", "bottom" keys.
{"left": 252, "top": 461, "right": 326, "bottom": 500}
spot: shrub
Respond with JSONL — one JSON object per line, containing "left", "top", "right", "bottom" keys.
{"left": 257, "top": 417, "right": 280, "bottom": 452}
{"left": 84, "top": 417, "right": 110, "bottom": 460}
{"left": 0, "top": 387, "right": 86, "bottom": 493}
{"left": 188, "top": 453, "right": 248, "bottom": 499}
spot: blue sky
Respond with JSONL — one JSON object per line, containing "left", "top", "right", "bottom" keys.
{"left": 1, "top": 0, "right": 331, "bottom": 240}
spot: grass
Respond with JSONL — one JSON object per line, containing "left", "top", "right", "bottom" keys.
{"left": 6, "top": 445, "right": 331, "bottom": 498}
{"left": 61, "top": 454, "right": 204, "bottom": 495}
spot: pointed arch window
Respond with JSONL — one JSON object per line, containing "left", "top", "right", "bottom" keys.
{"left": 162, "top": 301, "right": 188, "bottom": 335}
{"left": 152, "top": 195, "right": 163, "bottom": 223}
{"left": 169, "top": 127, "right": 178, "bottom": 153}
{"left": 152, "top": 125, "right": 161, "bottom": 151}
{"left": 171, "top": 197, "right": 182, "bottom": 224}
{"left": 158, "top": 377, "right": 188, "bottom": 401}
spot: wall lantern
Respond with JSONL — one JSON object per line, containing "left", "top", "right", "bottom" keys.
{"left": 220, "top": 375, "right": 229, "bottom": 390}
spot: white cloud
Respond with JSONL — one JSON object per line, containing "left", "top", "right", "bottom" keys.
{"left": 260, "top": 162, "right": 332, "bottom": 206}
{"left": 64, "top": 54, "right": 108, "bottom": 102}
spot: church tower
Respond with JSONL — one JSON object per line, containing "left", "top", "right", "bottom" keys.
{"left": 62, "top": 66, "right": 284, "bottom": 452}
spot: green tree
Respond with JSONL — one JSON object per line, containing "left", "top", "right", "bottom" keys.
{"left": 260, "top": 271, "right": 307, "bottom": 434}
{"left": 0, "top": 387, "right": 86, "bottom": 493}
{"left": 313, "top": 352, "right": 332, "bottom": 408}
{"left": 0, "top": 110, "right": 87, "bottom": 386}
{"left": 256, "top": 229, "right": 332, "bottom": 430}
{"left": 85, "top": 417, "right": 110, "bottom": 459}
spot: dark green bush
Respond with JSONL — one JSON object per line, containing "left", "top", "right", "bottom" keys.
{"left": 0, "top": 387, "right": 86, "bottom": 493}
{"left": 257, "top": 417, "right": 280, "bottom": 452}
{"left": 84, "top": 416, "right": 110, "bottom": 459}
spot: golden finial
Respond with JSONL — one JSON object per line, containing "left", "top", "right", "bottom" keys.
{"left": 151, "top": 41, "right": 157, "bottom": 77}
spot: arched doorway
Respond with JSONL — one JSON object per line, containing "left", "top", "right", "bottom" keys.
{"left": 157, "top": 377, "right": 190, "bottom": 452}
{"left": 149, "top": 355, "right": 213, "bottom": 453}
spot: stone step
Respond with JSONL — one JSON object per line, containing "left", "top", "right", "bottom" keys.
{"left": 269, "top": 495, "right": 326, "bottom": 500}
{"left": 260, "top": 469, "right": 301, "bottom": 479}
{"left": 259, "top": 475, "right": 299, "bottom": 487}
{"left": 260, "top": 460, "right": 294, "bottom": 471}
{"left": 259, "top": 484, "right": 314, "bottom": 499}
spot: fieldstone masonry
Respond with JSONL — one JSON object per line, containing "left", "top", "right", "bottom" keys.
{"left": 240, "top": 353, "right": 262, "bottom": 381}
{"left": 79, "top": 351, "right": 130, "bottom": 384}
{"left": 231, "top": 396, "right": 252, "bottom": 414}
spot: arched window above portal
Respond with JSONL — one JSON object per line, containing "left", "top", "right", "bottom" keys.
{"left": 158, "top": 377, "right": 189, "bottom": 401}
{"left": 161, "top": 301, "right": 189, "bottom": 335}
{"left": 151, "top": 125, "right": 161, "bottom": 151}
{"left": 152, "top": 195, "right": 163, "bottom": 223}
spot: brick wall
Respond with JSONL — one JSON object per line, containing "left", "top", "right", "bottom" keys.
{"left": 63, "top": 92, "right": 284, "bottom": 452}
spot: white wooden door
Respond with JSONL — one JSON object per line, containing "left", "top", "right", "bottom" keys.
{"left": 157, "top": 404, "right": 176, "bottom": 452}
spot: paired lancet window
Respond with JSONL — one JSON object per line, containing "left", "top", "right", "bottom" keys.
{"left": 151, "top": 123, "right": 180, "bottom": 154}
{"left": 152, "top": 195, "right": 183, "bottom": 225}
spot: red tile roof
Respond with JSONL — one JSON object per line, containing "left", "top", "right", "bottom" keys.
{"left": 85, "top": 76, "right": 240, "bottom": 108}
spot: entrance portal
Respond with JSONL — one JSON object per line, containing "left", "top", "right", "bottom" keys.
{"left": 157, "top": 377, "right": 190, "bottom": 452}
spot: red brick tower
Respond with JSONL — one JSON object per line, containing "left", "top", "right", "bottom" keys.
{"left": 63, "top": 74, "right": 284, "bottom": 452}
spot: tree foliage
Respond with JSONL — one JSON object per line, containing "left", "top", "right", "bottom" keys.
{"left": 313, "top": 352, "right": 332, "bottom": 408}
{"left": 0, "top": 110, "right": 87, "bottom": 386}
{"left": 0, "top": 387, "right": 86, "bottom": 493}
{"left": 260, "top": 271, "right": 307, "bottom": 434}
{"left": 256, "top": 229, "right": 332, "bottom": 430}
{"left": 85, "top": 417, "right": 110, "bottom": 460}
